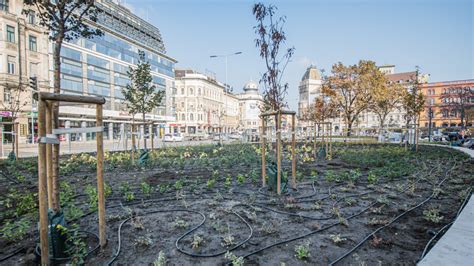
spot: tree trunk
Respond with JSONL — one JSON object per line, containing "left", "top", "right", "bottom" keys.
{"left": 51, "top": 40, "right": 63, "bottom": 212}
{"left": 346, "top": 121, "right": 353, "bottom": 137}
{"left": 143, "top": 112, "right": 147, "bottom": 150}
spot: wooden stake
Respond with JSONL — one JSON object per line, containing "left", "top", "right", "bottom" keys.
{"left": 96, "top": 104, "right": 106, "bottom": 248}
{"left": 37, "top": 99, "right": 49, "bottom": 265}
{"left": 276, "top": 112, "right": 282, "bottom": 195}
{"left": 314, "top": 124, "right": 317, "bottom": 158}
{"left": 261, "top": 117, "right": 266, "bottom": 186}
{"left": 14, "top": 123, "right": 19, "bottom": 158}
{"left": 131, "top": 124, "right": 135, "bottom": 163}
{"left": 151, "top": 124, "right": 154, "bottom": 150}
{"left": 46, "top": 102, "right": 53, "bottom": 209}
{"left": 291, "top": 114, "right": 296, "bottom": 189}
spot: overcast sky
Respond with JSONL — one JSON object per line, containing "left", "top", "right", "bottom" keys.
{"left": 122, "top": 0, "right": 473, "bottom": 110}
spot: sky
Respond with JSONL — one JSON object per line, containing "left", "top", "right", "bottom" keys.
{"left": 121, "top": 0, "right": 473, "bottom": 110}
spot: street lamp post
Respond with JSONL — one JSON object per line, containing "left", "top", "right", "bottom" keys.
{"left": 210, "top": 52, "right": 242, "bottom": 144}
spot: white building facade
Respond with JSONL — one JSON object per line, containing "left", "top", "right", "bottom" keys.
{"left": 173, "top": 69, "right": 240, "bottom": 134}
{"left": 0, "top": 0, "right": 49, "bottom": 143}
{"left": 237, "top": 80, "right": 264, "bottom": 134}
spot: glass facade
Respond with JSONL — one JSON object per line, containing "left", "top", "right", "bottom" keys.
{"left": 55, "top": 0, "right": 176, "bottom": 143}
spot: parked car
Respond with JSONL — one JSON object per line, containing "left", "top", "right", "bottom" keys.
{"left": 229, "top": 132, "right": 241, "bottom": 140}
{"left": 213, "top": 134, "right": 229, "bottom": 141}
{"left": 163, "top": 133, "right": 184, "bottom": 142}
{"left": 462, "top": 138, "right": 474, "bottom": 149}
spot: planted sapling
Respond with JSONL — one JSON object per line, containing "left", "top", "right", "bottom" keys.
{"left": 294, "top": 241, "right": 311, "bottom": 260}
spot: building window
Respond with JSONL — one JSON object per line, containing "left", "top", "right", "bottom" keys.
{"left": 6, "top": 25, "right": 15, "bottom": 43}
{"left": 7, "top": 56, "right": 15, "bottom": 74}
{"left": 181, "top": 114, "right": 185, "bottom": 121}
{"left": 181, "top": 88, "right": 184, "bottom": 95}
{"left": 29, "top": 35, "right": 37, "bottom": 52}
{"left": 0, "top": 0, "right": 8, "bottom": 12}
{"left": 27, "top": 10, "right": 36, "bottom": 24}
{"left": 3, "top": 88, "right": 11, "bottom": 103}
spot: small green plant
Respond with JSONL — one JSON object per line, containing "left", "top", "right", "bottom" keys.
{"left": 329, "top": 234, "right": 347, "bottom": 244}
{"left": 134, "top": 235, "right": 153, "bottom": 247}
{"left": 225, "top": 251, "right": 244, "bottom": 266}
{"left": 141, "top": 182, "right": 152, "bottom": 197}
{"left": 63, "top": 224, "right": 88, "bottom": 265}
{"left": 207, "top": 179, "right": 216, "bottom": 189}
{"left": 224, "top": 176, "right": 232, "bottom": 188}
{"left": 174, "top": 180, "right": 184, "bottom": 190}
{"left": 124, "top": 191, "right": 135, "bottom": 202}
{"left": 294, "top": 241, "right": 311, "bottom": 260}
{"left": 153, "top": 251, "right": 167, "bottom": 266}
{"left": 345, "top": 198, "right": 356, "bottom": 206}
{"left": 0, "top": 217, "right": 31, "bottom": 241}
{"left": 423, "top": 206, "right": 444, "bottom": 223}
{"left": 131, "top": 216, "right": 144, "bottom": 230}
{"left": 221, "top": 234, "right": 235, "bottom": 247}
{"left": 191, "top": 234, "right": 204, "bottom": 249}
{"left": 159, "top": 184, "right": 169, "bottom": 194}
{"left": 325, "top": 170, "right": 336, "bottom": 182}
{"left": 237, "top": 174, "right": 246, "bottom": 184}
{"left": 85, "top": 185, "right": 99, "bottom": 211}
{"left": 367, "top": 171, "right": 378, "bottom": 184}
{"left": 173, "top": 218, "right": 189, "bottom": 229}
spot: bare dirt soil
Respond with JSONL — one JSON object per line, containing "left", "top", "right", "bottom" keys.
{"left": 0, "top": 143, "right": 472, "bottom": 265}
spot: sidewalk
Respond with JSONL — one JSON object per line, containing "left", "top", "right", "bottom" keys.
{"left": 418, "top": 145, "right": 474, "bottom": 266}
{"left": 1, "top": 139, "right": 216, "bottom": 158}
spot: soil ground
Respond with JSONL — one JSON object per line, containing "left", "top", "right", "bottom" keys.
{"left": 0, "top": 143, "right": 472, "bottom": 265}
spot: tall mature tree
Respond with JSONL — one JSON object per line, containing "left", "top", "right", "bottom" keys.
{"left": 122, "top": 55, "right": 164, "bottom": 150}
{"left": 323, "top": 60, "right": 379, "bottom": 136}
{"left": 369, "top": 77, "right": 404, "bottom": 130}
{"left": 439, "top": 86, "right": 473, "bottom": 129}
{"left": 23, "top": 0, "right": 102, "bottom": 212}
{"left": 253, "top": 3, "right": 294, "bottom": 112}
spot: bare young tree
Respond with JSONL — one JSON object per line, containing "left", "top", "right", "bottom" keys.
{"left": 253, "top": 3, "right": 294, "bottom": 112}
{"left": 23, "top": 0, "right": 103, "bottom": 212}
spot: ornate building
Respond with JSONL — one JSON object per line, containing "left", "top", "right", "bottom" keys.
{"left": 298, "top": 66, "right": 322, "bottom": 119}
{"left": 237, "top": 80, "right": 264, "bottom": 134}
{"left": 0, "top": 0, "right": 49, "bottom": 144}
{"left": 420, "top": 79, "right": 474, "bottom": 128}
{"left": 173, "top": 69, "right": 239, "bottom": 134}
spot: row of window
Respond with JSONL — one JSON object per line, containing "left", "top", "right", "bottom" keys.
{"left": 68, "top": 31, "right": 174, "bottom": 78}
{"left": 177, "top": 112, "right": 219, "bottom": 122}
{"left": 4, "top": 25, "right": 38, "bottom": 52}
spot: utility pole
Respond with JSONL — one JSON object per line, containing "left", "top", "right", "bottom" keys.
{"left": 29, "top": 77, "right": 38, "bottom": 144}
{"left": 210, "top": 51, "right": 242, "bottom": 145}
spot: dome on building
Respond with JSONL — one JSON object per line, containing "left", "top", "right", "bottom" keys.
{"left": 243, "top": 80, "right": 259, "bottom": 94}
{"left": 301, "top": 66, "right": 321, "bottom": 81}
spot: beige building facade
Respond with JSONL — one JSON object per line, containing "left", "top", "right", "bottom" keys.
{"left": 0, "top": 0, "right": 49, "bottom": 144}
{"left": 173, "top": 69, "right": 239, "bottom": 134}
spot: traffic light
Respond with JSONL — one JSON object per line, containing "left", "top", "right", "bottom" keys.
{"left": 29, "top": 76, "right": 38, "bottom": 90}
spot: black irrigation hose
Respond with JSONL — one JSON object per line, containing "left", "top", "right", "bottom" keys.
{"left": 176, "top": 206, "right": 253, "bottom": 258}
{"left": 253, "top": 203, "right": 334, "bottom": 221}
{"left": 418, "top": 188, "right": 472, "bottom": 260}
{"left": 241, "top": 202, "right": 378, "bottom": 259}
{"left": 327, "top": 164, "right": 457, "bottom": 266}
{"left": 33, "top": 230, "right": 100, "bottom": 263}
{"left": 0, "top": 247, "right": 25, "bottom": 262}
